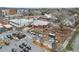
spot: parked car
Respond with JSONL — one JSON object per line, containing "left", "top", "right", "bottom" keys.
{"left": 27, "top": 31, "right": 30, "bottom": 33}
{"left": 11, "top": 48, "right": 17, "bottom": 52}
{"left": 0, "top": 46, "right": 2, "bottom": 49}
{"left": 19, "top": 45, "right": 24, "bottom": 49}
{"left": 22, "top": 43, "right": 27, "bottom": 47}
{"left": 7, "top": 35, "right": 11, "bottom": 38}
{"left": 7, "top": 35, "right": 13, "bottom": 40}
{"left": 26, "top": 46, "right": 31, "bottom": 50}
{"left": 12, "top": 33, "right": 16, "bottom": 36}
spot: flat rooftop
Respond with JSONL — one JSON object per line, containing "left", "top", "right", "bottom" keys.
{"left": 10, "top": 18, "right": 33, "bottom": 27}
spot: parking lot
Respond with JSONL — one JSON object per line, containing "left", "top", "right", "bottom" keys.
{"left": 0, "top": 30, "right": 45, "bottom": 52}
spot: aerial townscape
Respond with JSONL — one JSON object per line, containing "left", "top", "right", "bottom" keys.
{"left": 0, "top": 8, "right": 79, "bottom": 52}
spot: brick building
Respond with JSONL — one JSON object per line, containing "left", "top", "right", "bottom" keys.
{"left": 8, "top": 9, "right": 17, "bottom": 15}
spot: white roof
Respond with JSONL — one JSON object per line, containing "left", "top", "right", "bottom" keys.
{"left": 10, "top": 19, "right": 33, "bottom": 23}
{"left": 4, "top": 24, "right": 12, "bottom": 28}
{"left": 0, "top": 26, "right": 3, "bottom": 28}
{"left": 32, "top": 20, "right": 49, "bottom": 26}
{"left": 49, "top": 33, "right": 55, "bottom": 36}
{"left": 44, "top": 13, "right": 52, "bottom": 18}
{"left": 10, "top": 19, "right": 34, "bottom": 27}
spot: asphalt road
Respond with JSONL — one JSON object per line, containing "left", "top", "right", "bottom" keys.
{"left": 73, "top": 35, "right": 79, "bottom": 52}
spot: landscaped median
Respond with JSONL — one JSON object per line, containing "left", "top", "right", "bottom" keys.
{"left": 31, "top": 30, "right": 43, "bottom": 34}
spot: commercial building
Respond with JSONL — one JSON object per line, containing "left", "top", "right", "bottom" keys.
{"left": 10, "top": 18, "right": 34, "bottom": 28}
{"left": 31, "top": 20, "right": 49, "bottom": 28}
{"left": 0, "top": 20, "right": 12, "bottom": 33}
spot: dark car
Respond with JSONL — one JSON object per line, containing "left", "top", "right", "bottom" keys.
{"left": 22, "top": 34, "right": 26, "bottom": 37}
{"left": 12, "top": 33, "right": 17, "bottom": 36}
{"left": 26, "top": 46, "right": 31, "bottom": 50}
{"left": 19, "top": 45, "right": 24, "bottom": 49}
{"left": 11, "top": 48, "right": 17, "bottom": 52}
{"left": 0, "top": 46, "right": 2, "bottom": 49}
{"left": 22, "top": 43, "right": 27, "bottom": 47}
{"left": 10, "top": 36, "right": 13, "bottom": 40}
{"left": 7, "top": 35, "right": 13, "bottom": 40}
{"left": 27, "top": 31, "right": 30, "bottom": 33}
{"left": 7, "top": 35, "right": 11, "bottom": 38}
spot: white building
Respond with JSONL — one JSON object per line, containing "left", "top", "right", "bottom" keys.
{"left": 44, "top": 13, "right": 52, "bottom": 18}
{"left": 31, "top": 20, "right": 49, "bottom": 26}
{"left": 10, "top": 18, "right": 34, "bottom": 27}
